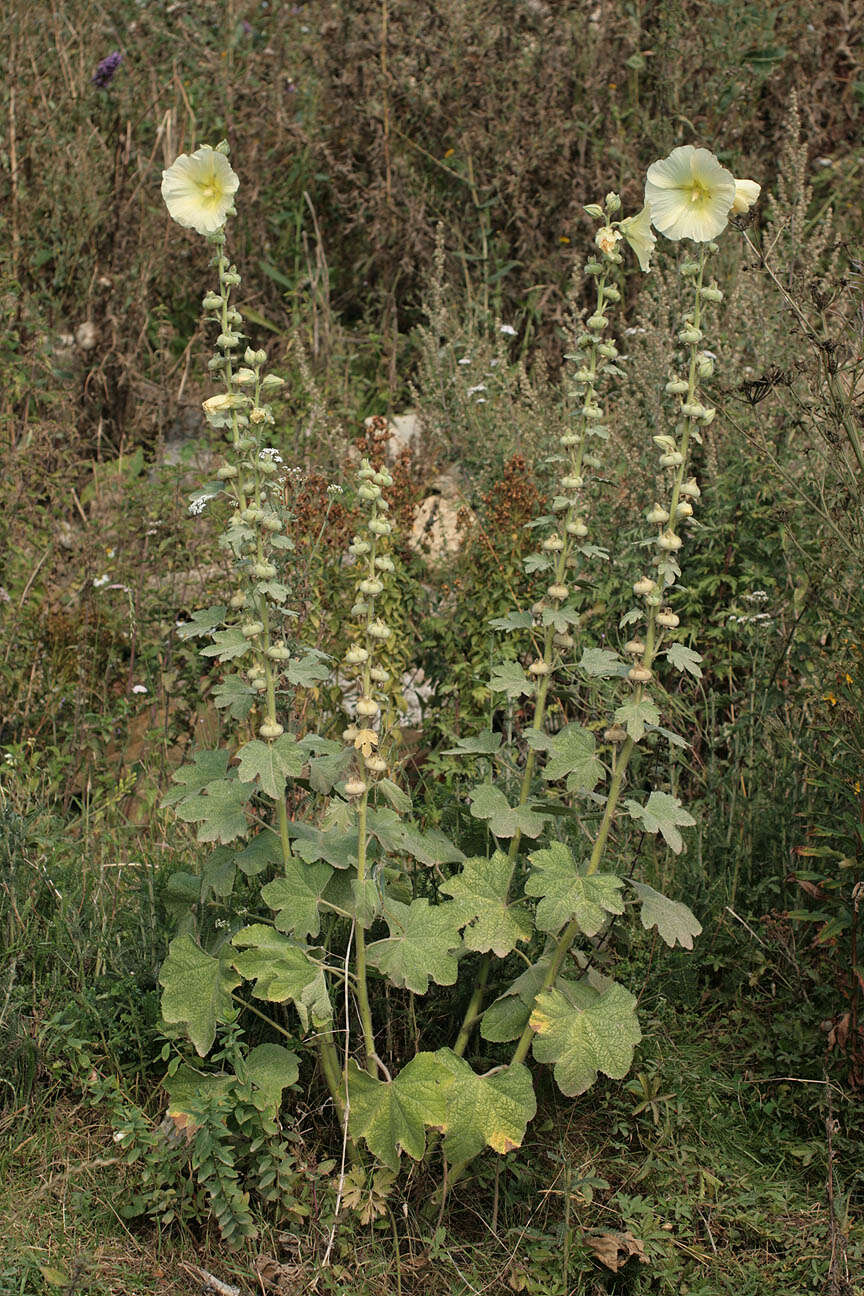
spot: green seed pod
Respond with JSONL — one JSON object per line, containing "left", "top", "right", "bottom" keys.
{"left": 542, "top": 536, "right": 565, "bottom": 552}
{"left": 597, "top": 342, "right": 618, "bottom": 359}
{"left": 229, "top": 592, "right": 247, "bottom": 609}
{"left": 236, "top": 436, "right": 257, "bottom": 451}
{"left": 241, "top": 621, "right": 264, "bottom": 638}
{"left": 216, "top": 464, "right": 238, "bottom": 480}
{"left": 633, "top": 577, "right": 656, "bottom": 596}
{"left": 350, "top": 539, "right": 372, "bottom": 556}
{"left": 656, "top": 609, "right": 680, "bottom": 628}
{"left": 547, "top": 583, "right": 569, "bottom": 601}
{"left": 679, "top": 260, "right": 700, "bottom": 276}
{"left": 358, "top": 483, "right": 382, "bottom": 501}
{"left": 678, "top": 327, "right": 703, "bottom": 344}
{"left": 659, "top": 452, "right": 684, "bottom": 468}
{"left": 261, "top": 514, "right": 282, "bottom": 532}
{"left": 252, "top": 677, "right": 268, "bottom": 693}
{"left": 665, "top": 379, "right": 689, "bottom": 395}
{"left": 696, "top": 353, "right": 715, "bottom": 379}
{"left": 566, "top": 520, "right": 588, "bottom": 537}
{"left": 253, "top": 562, "right": 277, "bottom": 579}
{"left": 646, "top": 504, "right": 669, "bottom": 525}
{"left": 680, "top": 478, "right": 701, "bottom": 499}
{"left": 258, "top": 459, "right": 278, "bottom": 476}
{"left": 604, "top": 285, "right": 621, "bottom": 303}
{"left": 350, "top": 601, "right": 369, "bottom": 616}
{"left": 604, "top": 725, "right": 628, "bottom": 743}
{"left": 657, "top": 531, "right": 683, "bottom": 552}
{"left": 529, "top": 659, "right": 551, "bottom": 676}
{"left": 202, "top": 292, "right": 224, "bottom": 310}
{"left": 700, "top": 286, "right": 723, "bottom": 302}
{"left": 240, "top": 507, "right": 262, "bottom": 523}
{"left": 373, "top": 471, "right": 393, "bottom": 487}
{"left": 359, "top": 578, "right": 384, "bottom": 596}
{"left": 560, "top": 433, "right": 580, "bottom": 448}
{"left": 374, "top": 556, "right": 395, "bottom": 572}
{"left": 587, "top": 314, "right": 608, "bottom": 331}
{"left": 676, "top": 500, "right": 693, "bottom": 518}
{"left": 344, "top": 779, "right": 367, "bottom": 797}
{"left": 368, "top": 518, "right": 392, "bottom": 536}
{"left": 370, "top": 667, "right": 390, "bottom": 684}
{"left": 365, "top": 755, "right": 388, "bottom": 773}
{"left": 624, "top": 639, "right": 645, "bottom": 655}
{"left": 356, "top": 697, "right": 380, "bottom": 717}
{"left": 681, "top": 402, "right": 706, "bottom": 419}
{"left": 267, "top": 643, "right": 291, "bottom": 660}
{"left": 345, "top": 646, "right": 369, "bottom": 664}
{"left": 560, "top": 474, "right": 584, "bottom": 490}
{"left": 582, "top": 453, "right": 602, "bottom": 470}
{"left": 368, "top": 620, "right": 392, "bottom": 640}
{"left": 217, "top": 332, "right": 240, "bottom": 349}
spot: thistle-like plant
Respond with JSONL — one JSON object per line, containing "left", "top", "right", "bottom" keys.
{"left": 155, "top": 142, "right": 750, "bottom": 1211}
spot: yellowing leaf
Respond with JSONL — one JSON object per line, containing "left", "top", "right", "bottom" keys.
{"left": 159, "top": 935, "right": 240, "bottom": 1057}
{"left": 347, "top": 1053, "right": 450, "bottom": 1171}
{"left": 530, "top": 982, "right": 641, "bottom": 1097}
{"left": 433, "top": 1048, "right": 536, "bottom": 1165}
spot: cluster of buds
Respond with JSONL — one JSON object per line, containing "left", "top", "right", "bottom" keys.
{"left": 528, "top": 193, "right": 626, "bottom": 679}
{"left": 199, "top": 235, "right": 291, "bottom": 743}
{"left": 341, "top": 455, "right": 396, "bottom": 799}
{"left": 611, "top": 243, "right": 720, "bottom": 740}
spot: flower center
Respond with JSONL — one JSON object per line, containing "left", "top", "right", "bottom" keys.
{"left": 688, "top": 180, "right": 710, "bottom": 205}
{"left": 198, "top": 176, "right": 222, "bottom": 207}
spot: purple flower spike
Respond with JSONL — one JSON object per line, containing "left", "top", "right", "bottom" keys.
{"left": 92, "top": 51, "right": 123, "bottom": 89}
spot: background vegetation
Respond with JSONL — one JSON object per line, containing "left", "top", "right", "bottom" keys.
{"left": 1, "top": 1, "right": 863, "bottom": 1292}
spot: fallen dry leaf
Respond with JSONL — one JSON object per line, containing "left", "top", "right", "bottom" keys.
{"left": 585, "top": 1229, "right": 649, "bottom": 1272}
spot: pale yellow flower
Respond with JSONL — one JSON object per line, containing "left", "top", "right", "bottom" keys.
{"left": 645, "top": 145, "right": 735, "bottom": 242}
{"left": 161, "top": 146, "right": 239, "bottom": 236}
{"left": 731, "top": 177, "right": 761, "bottom": 214}
{"left": 595, "top": 226, "right": 622, "bottom": 257}
{"left": 617, "top": 204, "right": 656, "bottom": 271}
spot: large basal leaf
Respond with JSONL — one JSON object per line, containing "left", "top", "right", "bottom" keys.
{"left": 235, "top": 734, "right": 305, "bottom": 799}
{"left": 469, "top": 783, "right": 547, "bottom": 839}
{"left": 365, "top": 899, "right": 462, "bottom": 995}
{"left": 230, "top": 924, "right": 332, "bottom": 1031}
{"left": 159, "top": 935, "right": 240, "bottom": 1057}
{"left": 244, "top": 1042, "right": 300, "bottom": 1117}
{"left": 529, "top": 982, "right": 641, "bottom": 1097}
{"left": 542, "top": 725, "right": 605, "bottom": 795}
{"left": 525, "top": 842, "right": 624, "bottom": 935}
{"left": 630, "top": 880, "right": 702, "bottom": 949}
{"left": 622, "top": 790, "right": 695, "bottom": 854}
{"left": 262, "top": 859, "right": 334, "bottom": 940}
{"left": 433, "top": 1048, "right": 536, "bottom": 1165}
{"left": 440, "top": 850, "right": 532, "bottom": 957}
{"left": 347, "top": 1053, "right": 449, "bottom": 1171}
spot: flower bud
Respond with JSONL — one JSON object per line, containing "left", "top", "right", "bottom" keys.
{"left": 700, "top": 286, "right": 723, "bottom": 303}
{"left": 597, "top": 342, "right": 618, "bottom": 359}
{"left": 633, "top": 577, "right": 656, "bottom": 596}
{"left": 345, "top": 779, "right": 367, "bottom": 797}
{"left": 680, "top": 478, "right": 701, "bottom": 499}
{"left": 542, "top": 536, "right": 564, "bottom": 552}
{"left": 374, "top": 556, "right": 395, "bottom": 573}
{"left": 603, "top": 285, "right": 621, "bottom": 303}
{"left": 345, "top": 646, "right": 369, "bottom": 664}
{"left": 241, "top": 621, "right": 264, "bottom": 638}
{"left": 368, "top": 620, "right": 392, "bottom": 640}
{"left": 261, "top": 514, "right": 282, "bottom": 532}
{"left": 370, "top": 667, "right": 390, "bottom": 684}
{"left": 358, "top": 463, "right": 376, "bottom": 479}
{"left": 566, "top": 519, "right": 588, "bottom": 537}
{"left": 252, "top": 677, "right": 268, "bottom": 693}
{"left": 624, "top": 639, "right": 645, "bottom": 655}
{"left": 258, "top": 458, "right": 278, "bottom": 475}
{"left": 240, "top": 507, "right": 262, "bottom": 523}
{"left": 358, "top": 483, "right": 382, "bottom": 501}
{"left": 233, "top": 367, "right": 257, "bottom": 385}
{"left": 646, "top": 504, "right": 669, "bottom": 525}
{"left": 645, "top": 591, "right": 662, "bottom": 607}
{"left": 659, "top": 452, "right": 684, "bottom": 468}
{"left": 253, "top": 562, "right": 277, "bottom": 579}
{"left": 529, "top": 659, "right": 551, "bottom": 676}
{"left": 582, "top": 453, "right": 602, "bottom": 470}
{"left": 356, "top": 697, "right": 380, "bottom": 717}
{"left": 628, "top": 665, "right": 653, "bottom": 683}
{"left": 267, "top": 643, "right": 291, "bottom": 660}
{"left": 260, "top": 373, "right": 284, "bottom": 391}
{"left": 605, "top": 191, "right": 622, "bottom": 213}
{"left": 368, "top": 518, "right": 392, "bottom": 536}
{"left": 203, "top": 292, "right": 224, "bottom": 310}
{"left": 547, "top": 583, "right": 569, "bottom": 600}
{"left": 350, "top": 601, "right": 369, "bottom": 617}
{"left": 604, "top": 725, "right": 628, "bottom": 743}
{"left": 229, "top": 592, "right": 247, "bottom": 609}
{"left": 259, "top": 721, "right": 284, "bottom": 740}
{"left": 373, "top": 471, "right": 393, "bottom": 487}
{"left": 679, "top": 260, "right": 700, "bottom": 276}
{"left": 657, "top": 531, "right": 683, "bottom": 552}
{"left": 678, "top": 327, "right": 703, "bottom": 344}
{"left": 665, "top": 379, "right": 689, "bottom": 395}
{"left": 656, "top": 610, "right": 680, "bottom": 628}
{"left": 244, "top": 347, "right": 258, "bottom": 365}
{"left": 216, "top": 464, "right": 239, "bottom": 479}
{"left": 217, "top": 332, "right": 240, "bottom": 349}
{"left": 583, "top": 203, "right": 604, "bottom": 219}
{"left": 587, "top": 314, "right": 608, "bottom": 331}
{"left": 699, "top": 406, "right": 716, "bottom": 425}
{"left": 236, "top": 436, "right": 256, "bottom": 451}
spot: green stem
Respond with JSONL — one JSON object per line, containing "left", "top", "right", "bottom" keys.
{"left": 354, "top": 791, "right": 377, "bottom": 1075}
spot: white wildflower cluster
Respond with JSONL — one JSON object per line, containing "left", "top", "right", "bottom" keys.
{"left": 188, "top": 492, "right": 217, "bottom": 515}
